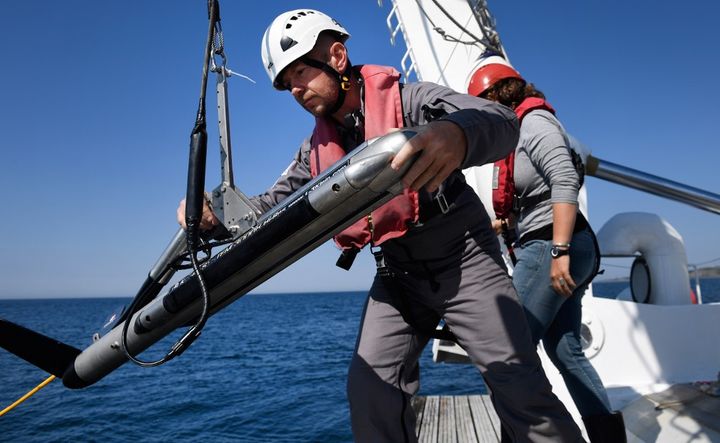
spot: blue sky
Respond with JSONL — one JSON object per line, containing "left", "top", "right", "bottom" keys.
{"left": 0, "top": 1, "right": 718, "bottom": 298}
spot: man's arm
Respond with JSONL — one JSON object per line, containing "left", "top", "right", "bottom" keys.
{"left": 250, "top": 138, "right": 313, "bottom": 213}
{"left": 177, "top": 138, "right": 313, "bottom": 229}
{"left": 391, "top": 82, "right": 519, "bottom": 192}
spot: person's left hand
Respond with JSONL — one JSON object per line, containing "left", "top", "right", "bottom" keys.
{"left": 176, "top": 197, "right": 219, "bottom": 231}
{"left": 491, "top": 219, "right": 504, "bottom": 236}
{"left": 390, "top": 120, "right": 467, "bottom": 192}
{"left": 550, "top": 256, "right": 576, "bottom": 297}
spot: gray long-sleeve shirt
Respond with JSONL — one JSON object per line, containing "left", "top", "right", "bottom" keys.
{"left": 514, "top": 109, "right": 580, "bottom": 236}
{"left": 251, "top": 81, "right": 519, "bottom": 214}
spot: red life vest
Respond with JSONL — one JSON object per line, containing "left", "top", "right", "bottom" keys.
{"left": 492, "top": 97, "right": 555, "bottom": 219}
{"left": 310, "top": 65, "right": 419, "bottom": 251}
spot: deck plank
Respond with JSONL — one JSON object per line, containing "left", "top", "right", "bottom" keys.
{"left": 414, "top": 395, "right": 500, "bottom": 442}
{"left": 419, "top": 395, "right": 440, "bottom": 443}
{"left": 438, "top": 396, "right": 457, "bottom": 443}
{"left": 454, "top": 396, "right": 479, "bottom": 443}
{"left": 413, "top": 395, "right": 428, "bottom": 438}
{"left": 469, "top": 395, "right": 500, "bottom": 442}
{"left": 479, "top": 395, "right": 501, "bottom": 436}
{"left": 415, "top": 387, "right": 720, "bottom": 443}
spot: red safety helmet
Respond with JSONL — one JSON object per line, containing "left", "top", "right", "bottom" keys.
{"left": 466, "top": 55, "right": 523, "bottom": 97}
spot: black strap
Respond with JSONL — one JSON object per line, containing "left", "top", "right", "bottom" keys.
{"left": 515, "top": 189, "right": 551, "bottom": 213}
{"left": 299, "top": 56, "right": 351, "bottom": 115}
{"left": 372, "top": 247, "right": 457, "bottom": 342}
{"left": 336, "top": 247, "right": 359, "bottom": 271}
{"left": 518, "top": 211, "right": 589, "bottom": 246}
{"left": 500, "top": 219, "right": 518, "bottom": 266}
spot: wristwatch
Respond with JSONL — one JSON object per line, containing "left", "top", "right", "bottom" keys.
{"left": 550, "top": 245, "right": 570, "bottom": 259}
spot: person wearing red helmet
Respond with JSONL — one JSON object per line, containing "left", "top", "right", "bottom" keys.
{"left": 468, "top": 55, "right": 626, "bottom": 442}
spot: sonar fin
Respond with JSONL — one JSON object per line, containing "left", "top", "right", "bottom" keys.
{"left": 0, "top": 319, "right": 81, "bottom": 378}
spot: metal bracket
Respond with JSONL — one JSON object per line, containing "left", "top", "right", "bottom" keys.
{"left": 211, "top": 184, "right": 258, "bottom": 236}
{"left": 212, "top": 59, "right": 260, "bottom": 238}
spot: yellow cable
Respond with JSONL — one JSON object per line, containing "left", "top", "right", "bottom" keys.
{"left": 0, "top": 375, "right": 56, "bottom": 417}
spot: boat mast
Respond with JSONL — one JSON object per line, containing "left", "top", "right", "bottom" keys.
{"left": 382, "top": 0, "right": 506, "bottom": 215}
{"left": 383, "top": 0, "right": 504, "bottom": 89}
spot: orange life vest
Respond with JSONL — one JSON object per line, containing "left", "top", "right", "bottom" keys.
{"left": 310, "top": 64, "right": 419, "bottom": 251}
{"left": 492, "top": 97, "right": 555, "bottom": 219}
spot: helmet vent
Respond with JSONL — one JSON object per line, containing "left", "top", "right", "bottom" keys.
{"left": 288, "top": 10, "right": 315, "bottom": 26}
{"left": 261, "top": 9, "right": 347, "bottom": 88}
{"left": 280, "top": 35, "right": 298, "bottom": 51}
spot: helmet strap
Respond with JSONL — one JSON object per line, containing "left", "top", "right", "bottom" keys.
{"left": 299, "top": 56, "right": 352, "bottom": 116}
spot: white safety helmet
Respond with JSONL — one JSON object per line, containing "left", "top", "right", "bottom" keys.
{"left": 261, "top": 9, "right": 350, "bottom": 90}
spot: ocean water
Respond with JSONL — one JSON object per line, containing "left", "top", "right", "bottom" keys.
{"left": 1, "top": 278, "right": 719, "bottom": 442}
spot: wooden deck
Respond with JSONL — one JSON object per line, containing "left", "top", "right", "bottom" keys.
{"left": 414, "top": 383, "right": 720, "bottom": 443}
{"left": 413, "top": 395, "right": 501, "bottom": 443}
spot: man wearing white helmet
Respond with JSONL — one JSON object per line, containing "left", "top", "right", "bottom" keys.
{"left": 182, "top": 8, "right": 583, "bottom": 443}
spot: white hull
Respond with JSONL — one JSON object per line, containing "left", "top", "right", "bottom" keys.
{"left": 544, "top": 297, "right": 720, "bottom": 438}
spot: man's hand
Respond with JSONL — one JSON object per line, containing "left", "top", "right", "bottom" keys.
{"left": 177, "top": 197, "right": 220, "bottom": 231}
{"left": 492, "top": 214, "right": 517, "bottom": 236}
{"left": 491, "top": 219, "right": 504, "bottom": 236}
{"left": 390, "top": 120, "right": 467, "bottom": 193}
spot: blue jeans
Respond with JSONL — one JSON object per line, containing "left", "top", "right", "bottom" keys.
{"left": 512, "top": 228, "right": 612, "bottom": 417}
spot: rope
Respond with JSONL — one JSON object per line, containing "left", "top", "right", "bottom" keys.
{"left": 411, "top": 0, "right": 503, "bottom": 53}
{"left": 0, "top": 375, "right": 56, "bottom": 417}
{"left": 429, "top": 0, "right": 485, "bottom": 43}
{"left": 696, "top": 256, "right": 720, "bottom": 266}
{"left": 412, "top": 0, "right": 477, "bottom": 46}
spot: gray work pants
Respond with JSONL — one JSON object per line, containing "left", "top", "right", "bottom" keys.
{"left": 346, "top": 192, "right": 582, "bottom": 443}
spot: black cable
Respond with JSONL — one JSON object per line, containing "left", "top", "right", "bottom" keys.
{"left": 463, "top": 0, "right": 502, "bottom": 49}
{"left": 185, "top": 0, "right": 219, "bottom": 245}
{"left": 411, "top": 0, "right": 504, "bottom": 55}
{"left": 412, "top": 0, "right": 478, "bottom": 46}
{"left": 121, "top": 0, "right": 220, "bottom": 367}
{"left": 173, "top": 237, "right": 236, "bottom": 270}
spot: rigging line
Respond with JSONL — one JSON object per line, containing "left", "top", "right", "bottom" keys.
{"left": 695, "top": 256, "right": 720, "bottom": 266}
{"left": 411, "top": 0, "right": 478, "bottom": 46}
{"left": 213, "top": 20, "right": 224, "bottom": 55}
{"left": 0, "top": 375, "right": 56, "bottom": 417}
{"left": 430, "top": 0, "right": 483, "bottom": 42}
{"left": 121, "top": 0, "right": 220, "bottom": 368}
{"left": 193, "top": 0, "right": 220, "bottom": 124}
{"left": 467, "top": 0, "right": 503, "bottom": 51}
{"left": 428, "top": 0, "right": 489, "bottom": 46}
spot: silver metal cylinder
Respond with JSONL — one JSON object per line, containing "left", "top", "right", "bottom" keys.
{"left": 586, "top": 155, "right": 720, "bottom": 215}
